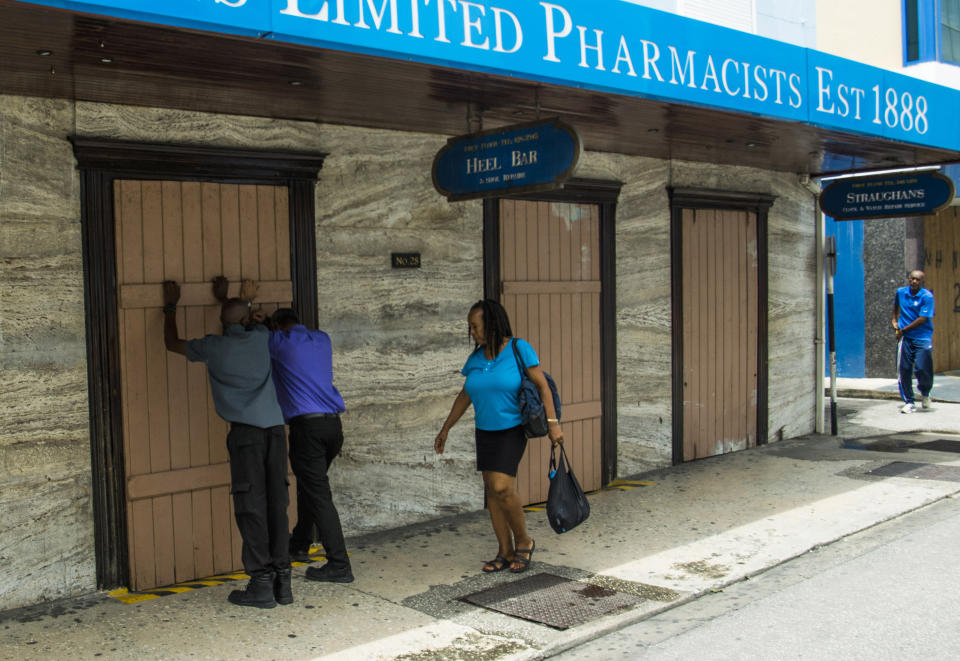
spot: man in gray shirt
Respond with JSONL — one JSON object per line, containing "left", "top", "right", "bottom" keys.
{"left": 163, "top": 277, "right": 291, "bottom": 609}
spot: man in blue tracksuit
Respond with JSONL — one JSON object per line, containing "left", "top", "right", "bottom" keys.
{"left": 892, "top": 270, "right": 935, "bottom": 414}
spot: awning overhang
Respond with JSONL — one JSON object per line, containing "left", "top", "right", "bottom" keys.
{"left": 2, "top": 0, "right": 958, "bottom": 176}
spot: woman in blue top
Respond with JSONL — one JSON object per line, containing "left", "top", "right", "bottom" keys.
{"left": 434, "top": 299, "right": 563, "bottom": 573}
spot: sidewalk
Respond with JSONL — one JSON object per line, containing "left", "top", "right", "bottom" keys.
{"left": 3, "top": 395, "right": 960, "bottom": 661}
{"left": 832, "top": 371, "right": 960, "bottom": 403}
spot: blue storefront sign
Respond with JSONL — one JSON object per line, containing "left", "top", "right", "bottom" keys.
{"left": 820, "top": 171, "right": 955, "bottom": 220}
{"left": 16, "top": 0, "right": 960, "bottom": 155}
{"left": 432, "top": 119, "right": 581, "bottom": 201}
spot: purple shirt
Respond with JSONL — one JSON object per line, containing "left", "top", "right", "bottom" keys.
{"left": 268, "top": 325, "right": 346, "bottom": 421}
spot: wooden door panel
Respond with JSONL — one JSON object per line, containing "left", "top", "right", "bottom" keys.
{"left": 681, "top": 208, "right": 758, "bottom": 460}
{"left": 500, "top": 200, "right": 604, "bottom": 505}
{"left": 116, "top": 180, "right": 295, "bottom": 590}
{"left": 923, "top": 207, "right": 960, "bottom": 373}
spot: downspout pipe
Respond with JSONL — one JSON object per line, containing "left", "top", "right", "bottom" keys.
{"left": 803, "top": 174, "right": 826, "bottom": 434}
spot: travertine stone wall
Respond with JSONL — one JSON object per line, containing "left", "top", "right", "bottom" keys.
{"left": 0, "top": 95, "right": 817, "bottom": 609}
{"left": 0, "top": 96, "right": 93, "bottom": 609}
{"left": 575, "top": 153, "right": 675, "bottom": 473}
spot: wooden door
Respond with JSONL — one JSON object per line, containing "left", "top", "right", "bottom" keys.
{"left": 115, "top": 180, "right": 295, "bottom": 590}
{"left": 499, "top": 199, "right": 603, "bottom": 505}
{"left": 923, "top": 206, "right": 960, "bottom": 372}
{"left": 681, "top": 208, "right": 758, "bottom": 460}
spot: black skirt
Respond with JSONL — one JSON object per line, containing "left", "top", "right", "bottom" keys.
{"left": 475, "top": 425, "right": 528, "bottom": 476}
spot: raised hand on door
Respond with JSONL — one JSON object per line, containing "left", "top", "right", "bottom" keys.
{"left": 163, "top": 280, "right": 180, "bottom": 306}
{"left": 212, "top": 276, "right": 229, "bottom": 303}
{"left": 239, "top": 278, "right": 259, "bottom": 302}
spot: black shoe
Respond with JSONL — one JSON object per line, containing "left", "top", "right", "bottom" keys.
{"left": 228, "top": 572, "right": 277, "bottom": 608}
{"left": 289, "top": 546, "right": 312, "bottom": 563}
{"left": 274, "top": 567, "right": 293, "bottom": 605}
{"left": 289, "top": 541, "right": 312, "bottom": 563}
{"left": 305, "top": 563, "right": 354, "bottom": 583}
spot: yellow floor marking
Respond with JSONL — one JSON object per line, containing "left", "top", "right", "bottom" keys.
{"left": 108, "top": 547, "right": 342, "bottom": 604}
{"left": 109, "top": 589, "right": 160, "bottom": 605}
{"left": 607, "top": 480, "right": 655, "bottom": 487}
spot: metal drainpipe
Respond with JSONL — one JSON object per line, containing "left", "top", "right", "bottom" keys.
{"left": 815, "top": 203, "right": 826, "bottom": 434}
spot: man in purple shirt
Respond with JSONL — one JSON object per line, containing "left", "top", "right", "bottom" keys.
{"left": 268, "top": 308, "right": 353, "bottom": 583}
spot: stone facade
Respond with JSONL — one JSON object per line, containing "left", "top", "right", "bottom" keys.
{"left": 864, "top": 218, "right": 911, "bottom": 377}
{"left": 0, "top": 94, "right": 817, "bottom": 609}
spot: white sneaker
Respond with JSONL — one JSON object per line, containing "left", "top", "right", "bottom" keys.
{"left": 901, "top": 403, "right": 916, "bottom": 414}
{"left": 921, "top": 396, "right": 932, "bottom": 410}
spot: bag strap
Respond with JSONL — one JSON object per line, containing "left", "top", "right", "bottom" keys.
{"left": 549, "top": 443, "right": 569, "bottom": 477}
{"left": 511, "top": 338, "right": 531, "bottom": 378}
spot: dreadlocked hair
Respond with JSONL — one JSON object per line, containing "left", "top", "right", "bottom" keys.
{"left": 469, "top": 299, "right": 513, "bottom": 357}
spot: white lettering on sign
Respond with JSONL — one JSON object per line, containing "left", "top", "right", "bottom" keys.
{"left": 204, "top": 0, "right": 942, "bottom": 144}
{"left": 846, "top": 189, "right": 925, "bottom": 203}
{"left": 817, "top": 66, "right": 928, "bottom": 134}
{"left": 355, "top": 0, "right": 403, "bottom": 34}
{"left": 511, "top": 150, "right": 538, "bottom": 166}
{"left": 465, "top": 156, "right": 502, "bottom": 174}
{"left": 279, "top": 0, "right": 350, "bottom": 26}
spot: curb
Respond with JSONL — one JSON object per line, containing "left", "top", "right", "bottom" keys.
{"left": 532, "top": 488, "right": 960, "bottom": 660}
{"left": 833, "top": 389, "right": 960, "bottom": 404}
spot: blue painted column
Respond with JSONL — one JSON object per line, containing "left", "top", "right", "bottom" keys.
{"left": 825, "top": 215, "right": 866, "bottom": 377}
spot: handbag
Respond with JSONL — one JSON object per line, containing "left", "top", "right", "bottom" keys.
{"left": 511, "top": 338, "right": 561, "bottom": 438}
{"left": 546, "top": 444, "right": 590, "bottom": 534}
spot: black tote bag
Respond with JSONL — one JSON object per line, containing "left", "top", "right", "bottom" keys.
{"left": 546, "top": 444, "right": 590, "bottom": 534}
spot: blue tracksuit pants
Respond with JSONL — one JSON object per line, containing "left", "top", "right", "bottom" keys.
{"left": 898, "top": 337, "right": 933, "bottom": 403}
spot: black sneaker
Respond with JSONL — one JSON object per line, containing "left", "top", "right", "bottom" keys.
{"left": 305, "top": 563, "right": 354, "bottom": 583}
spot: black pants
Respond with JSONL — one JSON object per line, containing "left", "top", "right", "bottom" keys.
{"left": 288, "top": 415, "right": 349, "bottom": 569}
{"left": 226, "top": 423, "right": 290, "bottom": 577}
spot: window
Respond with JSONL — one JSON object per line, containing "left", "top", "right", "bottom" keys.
{"left": 904, "top": 0, "right": 960, "bottom": 66}
{"left": 680, "top": 0, "right": 756, "bottom": 34}
{"left": 943, "top": 0, "right": 960, "bottom": 63}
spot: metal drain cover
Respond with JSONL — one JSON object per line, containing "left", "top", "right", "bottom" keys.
{"left": 459, "top": 573, "right": 642, "bottom": 630}
{"left": 868, "top": 462, "right": 960, "bottom": 482}
{"left": 913, "top": 440, "right": 960, "bottom": 453}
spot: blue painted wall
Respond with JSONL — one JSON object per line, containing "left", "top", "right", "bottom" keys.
{"left": 826, "top": 215, "right": 867, "bottom": 376}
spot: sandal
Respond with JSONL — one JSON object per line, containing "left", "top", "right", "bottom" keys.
{"left": 482, "top": 554, "right": 511, "bottom": 573}
{"left": 510, "top": 540, "right": 535, "bottom": 573}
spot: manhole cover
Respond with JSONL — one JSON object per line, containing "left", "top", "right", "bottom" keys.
{"left": 459, "top": 573, "right": 642, "bottom": 630}
{"left": 913, "top": 440, "right": 960, "bottom": 454}
{"left": 868, "top": 462, "right": 960, "bottom": 482}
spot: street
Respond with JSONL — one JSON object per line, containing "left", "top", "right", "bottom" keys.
{"left": 550, "top": 495, "right": 960, "bottom": 660}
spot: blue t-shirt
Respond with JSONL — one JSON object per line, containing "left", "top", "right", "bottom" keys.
{"left": 895, "top": 286, "right": 935, "bottom": 342}
{"left": 268, "top": 325, "right": 346, "bottom": 422}
{"left": 462, "top": 338, "right": 539, "bottom": 431}
{"left": 184, "top": 324, "right": 285, "bottom": 428}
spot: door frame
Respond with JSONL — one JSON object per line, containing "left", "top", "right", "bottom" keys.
{"left": 71, "top": 139, "right": 326, "bottom": 588}
{"left": 669, "top": 187, "right": 775, "bottom": 463}
{"left": 482, "top": 178, "right": 621, "bottom": 484}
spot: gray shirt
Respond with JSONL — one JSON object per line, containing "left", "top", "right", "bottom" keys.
{"left": 185, "top": 324, "right": 285, "bottom": 428}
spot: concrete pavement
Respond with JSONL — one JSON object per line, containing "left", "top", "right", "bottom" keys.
{"left": 3, "top": 393, "right": 960, "bottom": 660}
{"left": 832, "top": 370, "right": 960, "bottom": 403}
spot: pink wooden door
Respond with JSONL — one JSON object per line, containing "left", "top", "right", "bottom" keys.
{"left": 115, "top": 180, "right": 296, "bottom": 590}
{"left": 681, "top": 208, "right": 758, "bottom": 460}
{"left": 499, "top": 199, "right": 603, "bottom": 505}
